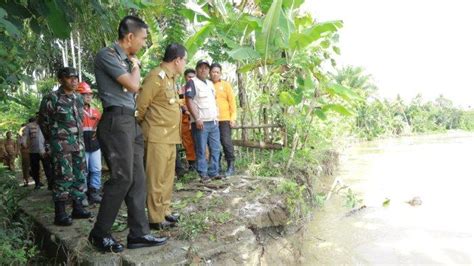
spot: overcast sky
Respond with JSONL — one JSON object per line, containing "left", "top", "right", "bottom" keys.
{"left": 302, "top": 0, "right": 473, "bottom": 108}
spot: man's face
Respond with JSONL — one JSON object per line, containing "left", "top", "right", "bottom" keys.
{"left": 210, "top": 67, "right": 221, "bottom": 83}
{"left": 60, "top": 76, "right": 79, "bottom": 92}
{"left": 6, "top": 132, "right": 11, "bottom": 139}
{"left": 82, "top": 93, "right": 93, "bottom": 104}
{"left": 185, "top": 72, "right": 195, "bottom": 82}
{"left": 129, "top": 28, "right": 148, "bottom": 55}
{"left": 196, "top": 65, "right": 210, "bottom": 80}
{"left": 176, "top": 54, "right": 188, "bottom": 75}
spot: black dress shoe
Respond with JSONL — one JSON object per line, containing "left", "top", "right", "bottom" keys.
{"left": 165, "top": 214, "right": 180, "bottom": 223}
{"left": 54, "top": 215, "right": 73, "bottom": 226}
{"left": 88, "top": 233, "right": 124, "bottom": 253}
{"left": 149, "top": 220, "right": 176, "bottom": 230}
{"left": 127, "top": 234, "right": 168, "bottom": 249}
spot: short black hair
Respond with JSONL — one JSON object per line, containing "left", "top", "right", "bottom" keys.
{"left": 118, "top": 15, "right": 148, "bottom": 40}
{"left": 210, "top": 63, "right": 222, "bottom": 71}
{"left": 184, "top": 69, "right": 196, "bottom": 76}
{"left": 163, "top": 43, "right": 187, "bottom": 62}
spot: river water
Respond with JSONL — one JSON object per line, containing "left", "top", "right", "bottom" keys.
{"left": 301, "top": 132, "right": 474, "bottom": 265}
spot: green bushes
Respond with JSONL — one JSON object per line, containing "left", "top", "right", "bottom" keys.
{"left": 0, "top": 168, "right": 38, "bottom": 264}
{"left": 459, "top": 110, "right": 474, "bottom": 131}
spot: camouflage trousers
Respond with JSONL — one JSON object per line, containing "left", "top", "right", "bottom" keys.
{"left": 51, "top": 150, "right": 87, "bottom": 202}
{"left": 4, "top": 154, "right": 15, "bottom": 171}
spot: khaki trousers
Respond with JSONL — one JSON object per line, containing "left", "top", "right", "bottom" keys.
{"left": 146, "top": 142, "right": 176, "bottom": 223}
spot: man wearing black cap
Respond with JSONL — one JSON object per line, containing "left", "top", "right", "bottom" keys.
{"left": 88, "top": 15, "right": 167, "bottom": 253}
{"left": 38, "top": 67, "right": 91, "bottom": 226}
{"left": 185, "top": 60, "right": 221, "bottom": 182}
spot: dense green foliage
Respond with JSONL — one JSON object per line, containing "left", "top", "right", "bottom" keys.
{"left": 0, "top": 168, "right": 37, "bottom": 264}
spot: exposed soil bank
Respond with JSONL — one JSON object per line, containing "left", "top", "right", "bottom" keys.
{"left": 19, "top": 151, "right": 339, "bottom": 265}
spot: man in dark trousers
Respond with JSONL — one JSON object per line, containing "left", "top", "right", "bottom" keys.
{"left": 88, "top": 15, "right": 167, "bottom": 253}
{"left": 22, "top": 116, "right": 53, "bottom": 189}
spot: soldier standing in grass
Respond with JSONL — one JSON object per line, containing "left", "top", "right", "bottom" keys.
{"left": 18, "top": 124, "right": 31, "bottom": 186}
{"left": 3, "top": 131, "right": 18, "bottom": 171}
{"left": 38, "top": 67, "right": 91, "bottom": 226}
{"left": 0, "top": 136, "right": 5, "bottom": 168}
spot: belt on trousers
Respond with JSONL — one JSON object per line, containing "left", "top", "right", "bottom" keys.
{"left": 192, "top": 120, "right": 217, "bottom": 125}
{"left": 104, "top": 106, "right": 136, "bottom": 116}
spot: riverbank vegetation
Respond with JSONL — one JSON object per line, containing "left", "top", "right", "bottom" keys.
{"left": 0, "top": 168, "right": 38, "bottom": 264}
{"left": 1, "top": 0, "right": 473, "bottom": 263}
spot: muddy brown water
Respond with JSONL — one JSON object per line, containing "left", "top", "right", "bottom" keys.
{"left": 301, "top": 132, "right": 474, "bottom": 265}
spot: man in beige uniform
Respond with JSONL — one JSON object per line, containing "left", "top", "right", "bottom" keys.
{"left": 4, "top": 131, "right": 18, "bottom": 171}
{"left": 136, "top": 43, "right": 187, "bottom": 230}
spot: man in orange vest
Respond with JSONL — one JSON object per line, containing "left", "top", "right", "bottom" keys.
{"left": 77, "top": 82, "right": 103, "bottom": 204}
{"left": 179, "top": 69, "right": 197, "bottom": 170}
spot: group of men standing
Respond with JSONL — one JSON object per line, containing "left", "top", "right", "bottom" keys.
{"left": 34, "top": 15, "right": 237, "bottom": 253}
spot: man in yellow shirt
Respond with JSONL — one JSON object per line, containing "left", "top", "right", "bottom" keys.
{"left": 136, "top": 43, "right": 187, "bottom": 230}
{"left": 210, "top": 63, "right": 237, "bottom": 176}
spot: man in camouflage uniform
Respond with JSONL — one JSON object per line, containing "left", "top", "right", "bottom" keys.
{"left": 38, "top": 67, "right": 91, "bottom": 226}
{"left": 0, "top": 136, "right": 5, "bottom": 168}
{"left": 18, "top": 124, "right": 30, "bottom": 186}
{"left": 3, "top": 131, "right": 18, "bottom": 171}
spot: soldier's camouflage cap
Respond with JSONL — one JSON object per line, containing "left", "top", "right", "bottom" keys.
{"left": 57, "top": 67, "right": 79, "bottom": 79}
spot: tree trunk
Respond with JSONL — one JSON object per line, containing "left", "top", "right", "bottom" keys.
{"left": 285, "top": 131, "right": 300, "bottom": 172}
{"left": 77, "top": 32, "right": 82, "bottom": 81}
{"left": 56, "top": 40, "right": 67, "bottom": 67}
{"left": 64, "top": 40, "right": 69, "bottom": 67}
{"left": 237, "top": 68, "right": 248, "bottom": 142}
{"left": 70, "top": 33, "right": 76, "bottom": 68}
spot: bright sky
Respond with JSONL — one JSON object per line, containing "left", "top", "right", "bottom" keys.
{"left": 302, "top": 0, "right": 473, "bottom": 108}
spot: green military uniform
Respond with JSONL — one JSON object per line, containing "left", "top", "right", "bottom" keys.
{"left": 38, "top": 86, "right": 86, "bottom": 202}
{"left": 4, "top": 137, "right": 18, "bottom": 171}
{"left": 0, "top": 138, "right": 5, "bottom": 168}
{"left": 136, "top": 64, "right": 181, "bottom": 223}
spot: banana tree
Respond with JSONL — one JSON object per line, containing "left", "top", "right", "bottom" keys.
{"left": 183, "top": 0, "right": 358, "bottom": 152}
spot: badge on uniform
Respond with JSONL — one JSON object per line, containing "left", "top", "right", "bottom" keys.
{"left": 159, "top": 70, "right": 166, "bottom": 79}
